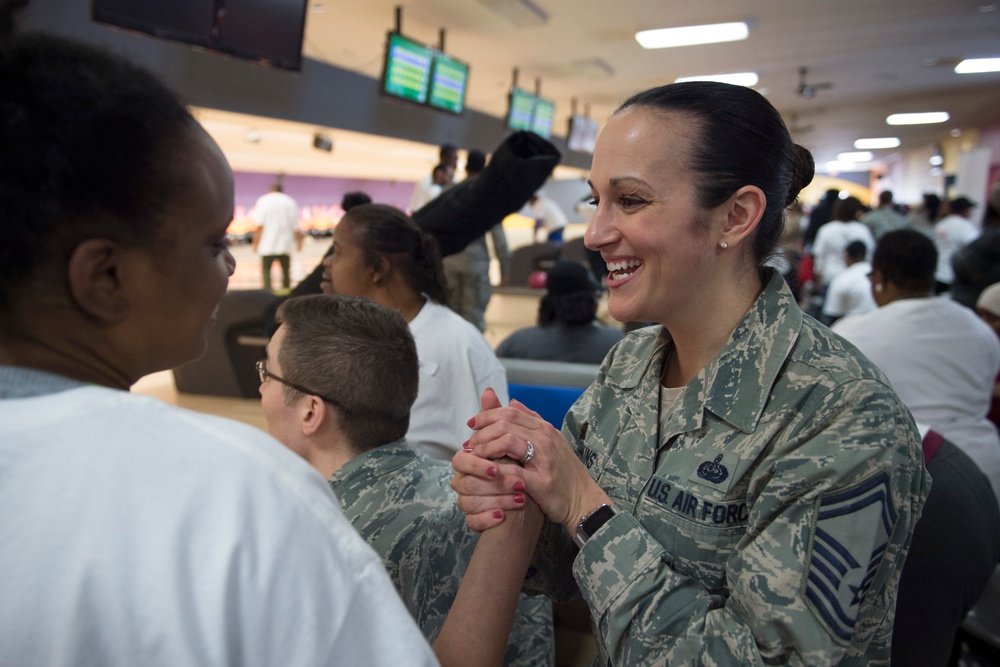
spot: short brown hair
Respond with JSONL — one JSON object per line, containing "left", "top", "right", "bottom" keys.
{"left": 274, "top": 295, "right": 418, "bottom": 452}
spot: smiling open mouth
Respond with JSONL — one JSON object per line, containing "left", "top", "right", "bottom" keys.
{"left": 607, "top": 259, "right": 642, "bottom": 281}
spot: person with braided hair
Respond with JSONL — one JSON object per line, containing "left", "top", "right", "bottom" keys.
{"left": 452, "top": 82, "right": 929, "bottom": 665}
{"left": 320, "top": 203, "right": 508, "bottom": 461}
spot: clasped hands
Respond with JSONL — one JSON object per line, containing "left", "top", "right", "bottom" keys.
{"left": 451, "top": 388, "right": 612, "bottom": 535}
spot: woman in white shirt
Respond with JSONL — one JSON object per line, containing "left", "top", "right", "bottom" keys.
{"left": 812, "top": 196, "right": 875, "bottom": 288}
{"left": 320, "top": 203, "right": 508, "bottom": 459}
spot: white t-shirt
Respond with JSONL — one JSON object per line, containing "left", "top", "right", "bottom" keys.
{"left": 253, "top": 191, "right": 301, "bottom": 256}
{"left": 408, "top": 176, "right": 443, "bottom": 213}
{"left": 823, "top": 261, "right": 876, "bottom": 318}
{"left": 408, "top": 300, "right": 509, "bottom": 460}
{"left": 812, "top": 220, "right": 875, "bottom": 284}
{"left": 0, "top": 385, "right": 437, "bottom": 667}
{"left": 934, "top": 214, "right": 979, "bottom": 284}
{"left": 531, "top": 197, "right": 568, "bottom": 232}
{"left": 832, "top": 297, "right": 1000, "bottom": 508}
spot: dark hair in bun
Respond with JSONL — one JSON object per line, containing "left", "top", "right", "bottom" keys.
{"left": 618, "top": 82, "right": 815, "bottom": 270}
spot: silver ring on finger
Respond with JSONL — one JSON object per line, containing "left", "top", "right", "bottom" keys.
{"left": 520, "top": 440, "right": 535, "bottom": 465}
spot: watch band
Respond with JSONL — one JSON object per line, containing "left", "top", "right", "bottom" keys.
{"left": 573, "top": 503, "right": 619, "bottom": 549}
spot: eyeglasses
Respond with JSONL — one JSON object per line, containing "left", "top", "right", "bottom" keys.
{"left": 256, "top": 358, "right": 342, "bottom": 407}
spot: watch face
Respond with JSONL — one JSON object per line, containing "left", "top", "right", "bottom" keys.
{"left": 582, "top": 504, "right": 617, "bottom": 538}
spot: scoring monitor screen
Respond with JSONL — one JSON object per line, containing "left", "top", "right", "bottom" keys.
{"left": 382, "top": 32, "right": 433, "bottom": 104}
{"left": 507, "top": 87, "right": 536, "bottom": 132}
{"left": 428, "top": 53, "right": 469, "bottom": 114}
{"left": 529, "top": 97, "right": 555, "bottom": 139}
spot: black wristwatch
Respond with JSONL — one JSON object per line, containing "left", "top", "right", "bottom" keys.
{"left": 573, "top": 503, "right": 619, "bottom": 549}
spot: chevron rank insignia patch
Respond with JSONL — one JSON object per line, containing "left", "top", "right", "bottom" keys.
{"left": 805, "top": 472, "right": 895, "bottom": 641}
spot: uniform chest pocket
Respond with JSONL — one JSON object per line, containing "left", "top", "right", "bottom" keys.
{"left": 638, "top": 478, "right": 749, "bottom": 594}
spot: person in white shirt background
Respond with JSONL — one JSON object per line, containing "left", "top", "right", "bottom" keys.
{"left": 529, "top": 192, "right": 568, "bottom": 243}
{"left": 934, "top": 195, "right": 979, "bottom": 294}
{"left": 822, "top": 239, "right": 876, "bottom": 324}
{"left": 319, "top": 203, "right": 508, "bottom": 461}
{"left": 811, "top": 195, "right": 875, "bottom": 291}
{"left": 252, "top": 182, "right": 302, "bottom": 292}
{"left": 833, "top": 228, "right": 1000, "bottom": 506}
{"left": 408, "top": 144, "right": 457, "bottom": 213}
{"left": 833, "top": 228, "right": 1000, "bottom": 666}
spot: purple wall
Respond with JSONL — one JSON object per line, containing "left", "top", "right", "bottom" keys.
{"left": 234, "top": 171, "right": 414, "bottom": 210}
{"left": 229, "top": 171, "right": 418, "bottom": 234}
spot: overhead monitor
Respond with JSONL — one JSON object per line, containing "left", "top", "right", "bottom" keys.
{"left": 568, "top": 115, "right": 599, "bottom": 153}
{"left": 381, "top": 32, "right": 433, "bottom": 104}
{"left": 507, "top": 87, "right": 536, "bottom": 132}
{"left": 428, "top": 52, "right": 469, "bottom": 114}
{"left": 215, "top": 0, "right": 309, "bottom": 71}
{"left": 92, "top": 0, "right": 309, "bottom": 71}
{"left": 529, "top": 97, "right": 555, "bottom": 139}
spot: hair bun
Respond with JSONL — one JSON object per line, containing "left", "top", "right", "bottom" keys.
{"left": 785, "top": 144, "right": 815, "bottom": 207}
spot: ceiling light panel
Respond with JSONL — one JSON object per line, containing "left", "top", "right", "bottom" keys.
{"left": 635, "top": 22, "right": 749, "bottom": 49}
{"left": 838, "top": 151, "right": 874, "bottom": 162}
{"left": 854, "top": 138, "right": 900, "bottom": 149}
{"left": 955, "top": 58, "right": 1000, "bottom": 74}
{"left": 886, "top": 112, "right": 950, "bottom": 125}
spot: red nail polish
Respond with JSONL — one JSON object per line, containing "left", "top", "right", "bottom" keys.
{"left": 462, "top": 440, "right": 473, "bottom": 452}
{"left": 513, "top": 493, "right": 525, "bottom": 503}
{"left": 467, "top": 417, "right": 476, "bottom": 428}
{"left": 493, "top": 510, "right": 503, "bottom": 519}
{"left": 487, "top": 466, "right": 496, "bottom": 478}
{"left": 513, "top": 481, "right": 525, "bottom": 492}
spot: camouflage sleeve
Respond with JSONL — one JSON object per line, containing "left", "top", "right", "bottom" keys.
{"left": 519, "top": 384, "right": 598, "bottom": 603}
{"left": 504, "top": 594, "right": 555, "bottom": 667}
{"left": 571, "top": 378, "right": 929, "bottom": 666}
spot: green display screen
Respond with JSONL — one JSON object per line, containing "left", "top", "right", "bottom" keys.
{"left": 507, "top": 87, "right": 536, "bottom": 131}
{"left": 530, "top": 98, "right": 555, "bottom": 139}
{"left": 428, "top": 53, "right": 469, "bottom": 114}
{"left": 382, "top": 33, "right": 432, "bottom": 104}
{"left": 507, "top": 88, "right": 555, "bottom": 138}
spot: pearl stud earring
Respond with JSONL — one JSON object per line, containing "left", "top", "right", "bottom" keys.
{"left": 719, "top": 241, "right": 728, "bottom": 249}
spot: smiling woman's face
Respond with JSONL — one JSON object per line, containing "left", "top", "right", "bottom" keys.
{"left": 584, "top": 107, "right": 719, "bottom": 325}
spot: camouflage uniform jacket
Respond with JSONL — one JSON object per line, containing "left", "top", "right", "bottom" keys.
{"left": 329, "top": 439, "right": 554, "bottom": 666}
{"left": 526, "top": 270, "right": 930, "bottom": 666}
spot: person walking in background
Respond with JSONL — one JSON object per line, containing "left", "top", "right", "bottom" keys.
{"left": 497, "top": 262, "right": 623, "bottom": 364}
{"left": 530, "top": 192, "right": 568, "bottom": 243}
{"left": 934, "top": 195, "right": 979, "bottom": 294}
{"left": 409, "top": 143, "right": 458, "bottom": 213}
{"left": 252, "top": 182, "right": 302, "bottom": 293}
{"left": 443, "top": 149, "right": 511, "bottom": 331}
{"left": 861, "top": 190, "right": 909, "bottom": 239}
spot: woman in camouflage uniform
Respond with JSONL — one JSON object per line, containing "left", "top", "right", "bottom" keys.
{"left": 454, "top": 82, "right": 930, "bottom": 666}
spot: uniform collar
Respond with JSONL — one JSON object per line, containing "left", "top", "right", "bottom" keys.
{"left": 604, "top": 270, "right": 801, "bottom": 435}
{"left": 327, "top": 437, "right": 417, "bottom": 487}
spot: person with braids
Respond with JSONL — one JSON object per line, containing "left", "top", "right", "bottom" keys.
{"left": 320, "top": 203, "right": 508, "bottom": 461}
{"left": 0, "top": 3, "right": 540, "bottom": 665}
{"left": 452, "top": 82, "right": 929, "bottom": 665}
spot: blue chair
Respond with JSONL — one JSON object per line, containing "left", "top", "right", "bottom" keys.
{"left": 500, "top": 358, "right": 599, "bottom": 429}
